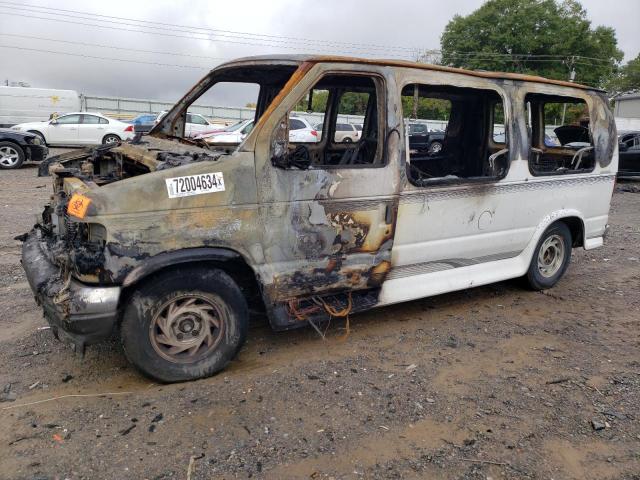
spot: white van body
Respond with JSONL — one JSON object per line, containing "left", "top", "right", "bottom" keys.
{"left": 0, "top": 86, "right": 80, "bottom": 127}
{"left": 22, "top": 56, "right": 617, "bottom": 382}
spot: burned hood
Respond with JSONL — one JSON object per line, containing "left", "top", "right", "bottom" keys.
{"left": 39, "top": 135, "right": 229, "bottom": 178}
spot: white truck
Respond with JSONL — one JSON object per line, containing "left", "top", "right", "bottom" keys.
{"left": 0, "top": 86, "right": 80, "bottom": 127}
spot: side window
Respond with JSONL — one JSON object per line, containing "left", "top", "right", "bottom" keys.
{"left": 292, "top": 86, "right": 329, "bottom": 142}
{"left": 272, "top": 74, "right": 384, "bottom": 168}
{"left": 81, "top": 115, "right": 101, "bottom": 124}
{"left": 241, "top": 122, "right": 254, "bottom": 135}
{"left": 492, "top": 102, "right": 506, "bottom": 144}
{"left": 186, "top": 114, "right": 194, "bottom": 124}
{"left": 402, "top": 84, "right": 508, "bottom": 185}
{"left": 191, "top": 114, "right": 209, "bottom": 125}
{"left": 55, "top": 114, "right": 82, "bottom": 125}
{"left": 335, "top": 91, "right": 368, "bottom": 143}
{"left": 99, "top": 117, "right": 109, "bottom": 125}
{"left": 289, "top": 118, "right": 306, "bottom": 130}
{"left": 525, "top": 94, "right": 594, "bottom": 175}
{"left": 621, "top": 134, "right": 640, "bottom": 149}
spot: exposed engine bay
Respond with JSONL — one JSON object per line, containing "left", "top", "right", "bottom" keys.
{"left": 37, "top": 135, "right": 226, "bottom": 184}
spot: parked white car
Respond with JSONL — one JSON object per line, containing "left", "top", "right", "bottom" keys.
{"left": 196, "top": 119, "right": 255, "bottom": 144}
{"left": 197, "top": 117, "right": 318, "bottom": 145}
{"left": 156, "top": 111, "right": 228, "bottom": 138}
{"left": 11, "top": 112, "right": 134, "bottom": 146}
{"left": 314, "top": 122, "right": 360, "bottom": 142}
{"left": 288, "top": 117, "right": 319, "bottom": 143}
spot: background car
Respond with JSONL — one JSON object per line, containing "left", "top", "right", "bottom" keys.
{"left": 407, "top": 122, "right": 444, "bottom": 154}
{"left": 618, "top": 130, "right": 640, "bottom": 178}
{"left": 130, "top": 114, "right": 157, "bottom": 134}
{"left": 199, "top": 117, "right": 319, "bottom": 145}
{"left": 11, "top": 112, "right": 134, "bottom": 146}
{"left": 334, "top": 123, "right": 359, "bottom": 142}
{"left": 197, "top": 119, "right": 255, "bottom": 144}
{"left": 0, "top": 128, "right": 48, "bottom": 169}
{"left": 314, "top": 121, "right": 361, "bottom": 142}
{"left": 289, "top": 117, "right": 319, "bottom": 142}
{"left": 155, "top": 111, "right": 228, "bottom": 138}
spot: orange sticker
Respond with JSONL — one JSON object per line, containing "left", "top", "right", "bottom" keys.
{"left": 67, "top": 193, "right": 92, "bottom": 219}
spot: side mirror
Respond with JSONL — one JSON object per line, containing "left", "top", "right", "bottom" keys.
{"left": 619, "top": 142, "right": 628, "bottom": 152}
{"left": 50, "top": 119, "right": 58, "bottom": 125}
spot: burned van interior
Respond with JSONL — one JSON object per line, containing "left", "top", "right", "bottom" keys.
{"left": 403, "top": 84, "right": 508, "bottom": 186}
{"left": 526, "top": 94, "right": 595, "bottom": 175}
{"left": 272, "top": 74, "right": 384, "bottom": 169}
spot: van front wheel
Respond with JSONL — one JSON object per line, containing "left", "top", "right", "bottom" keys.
{"left": 121, "top": 266, "right": 249, "bottom": 382}
{"left": 526, "top": 222, "right": 572, "bottom": 290}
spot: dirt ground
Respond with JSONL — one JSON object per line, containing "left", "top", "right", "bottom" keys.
{"left": 1, "top": 152, "right": 639, "bottom": 480}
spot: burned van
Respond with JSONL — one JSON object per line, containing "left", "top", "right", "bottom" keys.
{"left": 21, "top": 55, "right": 617, "bottom": 382}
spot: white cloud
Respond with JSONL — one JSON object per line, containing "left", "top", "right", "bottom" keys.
{"left": 0, "top": 0, "right": 637, "bottom": 105}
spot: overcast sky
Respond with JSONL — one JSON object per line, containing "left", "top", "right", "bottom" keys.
{"left": 1, "top": 0, "right": 638, "bottom": 106}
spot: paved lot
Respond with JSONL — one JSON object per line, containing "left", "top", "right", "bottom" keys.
{"left": 0, "top": 154, "right": 639, "bottom": 479}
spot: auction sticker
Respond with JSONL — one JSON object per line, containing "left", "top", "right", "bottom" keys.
{"left": 166, "top": 172, "right": 225, "bottom": 198}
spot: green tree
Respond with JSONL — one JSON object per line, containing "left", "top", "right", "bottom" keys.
{"left": 605, "top": 54, "right": 640, "bottom": 95}
{"left": 440, "top": 0, "right": 623, "bottom": 88}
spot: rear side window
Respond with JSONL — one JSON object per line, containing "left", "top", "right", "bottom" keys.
{"left": 289, "top": 119, "right": 306, "bottom": 130}
{"left": 525, "top": 94, "right": 594, "bottom": 175}
{"left": 190, "top": 114, "right": 209, "bottom": 125}
{"left": 81, "top": 114, "right": 101, "bottom": 124}
{"left": 99, "top": 117, "right": 109, "bottom": 125}
{"left": 409, "top": 123, "right": 428, "bottom": 134}
{"left": 402, "top": 83, "right": 507, "bottom": 186}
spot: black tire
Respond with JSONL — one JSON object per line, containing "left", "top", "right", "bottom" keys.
{"left": 525, "top": 222, "right": 572, "bottom": 290}
{"left": 102, "top": 134, "right": 121, "bottom": 145}
{"left": 343, "top": 137, "right": 353, "bottom": 143}
{"left": 0, "top": 141, "right": 25, "bottom": 169}
{"left": 121, "top": 266, "right": 249, "bottom": 382}
{"left": 27, "top": 131, "right": 47, "bottom": 146}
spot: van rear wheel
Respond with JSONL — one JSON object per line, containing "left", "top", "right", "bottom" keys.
{"left": 526, "top": 222, "right": 572, "bottom": 290}
{"left": 121, "top": 266, "right": 249, "bottom": 382}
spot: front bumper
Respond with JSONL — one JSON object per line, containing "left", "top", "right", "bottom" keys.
{"left": 21, "top": 231, "right": 120, "bottom": 352}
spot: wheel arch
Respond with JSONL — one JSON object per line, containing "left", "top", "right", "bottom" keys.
{"left": 119, "top": 247, "right": 264, "bottom": 315}
{"left": 26, "top": 130, "right": 46, "bottom": 141}
{"left": 557, "top": 216, "right": 585, "bottom": 248}
{"left": 0, "top": 138, "right": 24, "bottom": 150}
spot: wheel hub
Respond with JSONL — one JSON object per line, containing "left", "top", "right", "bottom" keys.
{"left": 149, "top": 295, "right": 225, "bottom": 364}
{"left": 0, "top": 146, "right": 19, "bottom": 167}
{"left": 537, "top": 234, "right": 565, "bottom": 278}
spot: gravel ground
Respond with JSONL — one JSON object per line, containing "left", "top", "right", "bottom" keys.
{"left": 0, "top": 153, "right": 639, "bottom": 479}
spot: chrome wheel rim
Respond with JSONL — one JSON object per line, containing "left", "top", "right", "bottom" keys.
{"left": 104, "top": 135, "right": 119, "bottom": 144}
{"left": 429, "top": 142, "right": 442, "bottom": 154}
{"left": 0, "top": 146, "right": 20, "bottom": 167}
{"left": 149, "top": 294, "right": 226, "bottom": 364}
{"left": 537, "top": 234, "right": 565, "bottom": 278}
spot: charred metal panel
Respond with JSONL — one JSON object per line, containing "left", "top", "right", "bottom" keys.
{"left": 251, "top": 63, "right": 401, "bottom": 308}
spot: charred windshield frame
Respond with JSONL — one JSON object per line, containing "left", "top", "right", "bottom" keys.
{"left": 149, "top": 62, "right": 300, "bottom": 144}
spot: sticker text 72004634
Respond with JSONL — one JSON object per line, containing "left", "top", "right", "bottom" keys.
{"left": 165, "top": 172, "right": 225, "bottom": 198}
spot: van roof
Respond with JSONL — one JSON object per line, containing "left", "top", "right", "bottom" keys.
{"left": 220, "top": 54, "right": 603, "bottom": 93}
